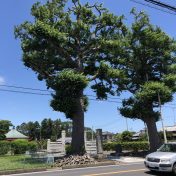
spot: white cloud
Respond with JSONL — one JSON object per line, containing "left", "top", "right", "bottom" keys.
{"left": 0, "top": 76, "right": 5, "bottom": 85}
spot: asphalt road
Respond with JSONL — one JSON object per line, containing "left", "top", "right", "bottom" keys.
{"left": 9, "top": 163, "right": 173, "bottom": 176}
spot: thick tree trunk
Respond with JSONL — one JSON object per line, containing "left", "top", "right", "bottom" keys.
{"left": 71, "top": 96, "right": 85, "bottom": 155}
{"left": 144, "top": 117, "right": 160, "bottom": 152}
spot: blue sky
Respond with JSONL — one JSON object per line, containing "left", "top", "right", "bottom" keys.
{"left": 0, "top": 0, "right": 176, "bottom": 133}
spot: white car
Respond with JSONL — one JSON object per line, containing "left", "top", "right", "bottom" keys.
{"left": 145, "top": 142, "right": 176, "bottom": 174}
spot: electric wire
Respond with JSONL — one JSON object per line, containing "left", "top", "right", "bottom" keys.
{"left": 130, "top": 0, "right": 176, "bottom": 15}
{"left": 0, "top": 84, "right": 176, "bottom": 107}
{"left": 0, "top": 84, "right": 123, "bottom": 101}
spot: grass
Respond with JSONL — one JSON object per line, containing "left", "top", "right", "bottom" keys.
{"left": 0, "top": 155, "right": 50, "bottom": 171}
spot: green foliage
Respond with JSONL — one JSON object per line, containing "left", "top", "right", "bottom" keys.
{"left": 15, "top": 0, "right": 127, "bottom": 153}
{"left": 65, "top": 144, "right": 73, "bottom": 155}
{"left": 118, "top": 9, "right": 176, "bottom": 151}
{"left": 114, "top": 133, "right": 122, "bottom": 142}
{"left": 36, "top": 139, "right": 47, "bottom": 150}
{"left": 0, "top": 141, "right": 11, "bottom": 155}
{"left": 0, "top": 120, "right": 13, "bottom": 140}
{"left": 136, "top": 82, "right": 172, "bottom": 105}
{"left": 0, "top": 140, "right": 37, "bottom": 155}
{"left": 119, "top": 9, "right": 176, "bottom": 121}
{"left": 103, "top": 141, "right": 149, "bottom": 152}
{"left": 121, "top": 131, "right": 133, "bottom": 142}
{"left": 15, "top": 0, "right": 126, "bottom": 116}
{"left": 11, "top": 140, "right": 37, "bottom": 154}
{"left": 50, "top": 70, "right": 89, "bottom": 117}
{"left": 17, "top": 121, "right": 40, "bottom": 140}
{"left": 139, "top": 133, "right": 148, "bottom": 141}
{"left": 158, "top": 131, "right": 173, "bottom": 141}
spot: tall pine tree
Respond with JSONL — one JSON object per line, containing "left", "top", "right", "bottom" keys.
{"left": 15, "top": 0, "right": 126, "bottom": 154}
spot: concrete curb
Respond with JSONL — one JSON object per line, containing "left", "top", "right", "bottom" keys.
{"left": 0, "top": 168, "right": 47, "bottom": 175}
{"left": 0, "top": 161, "right": 117, "bottom": 175}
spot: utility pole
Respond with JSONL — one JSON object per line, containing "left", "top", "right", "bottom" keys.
{"left": 125, "top": 118, "right": 129, "bottom": 131}
{"left": 158, "top": 92, "right": 167, "bottom": 143}
{"left": 172, "top": 108, "right": 176, "bottom": 126}
{"left": 92, "top": 126, "right": 94, "bottom": 141}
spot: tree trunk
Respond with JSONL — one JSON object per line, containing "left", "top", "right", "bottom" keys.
{"left": 144, "top": 117, "right": 160, "bottom": 152}
{"left": 71, "top": 96, "right": 85, "bottom": 155}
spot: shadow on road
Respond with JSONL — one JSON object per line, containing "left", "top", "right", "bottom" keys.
{"left": 145, "top": 171, "right": 174, "bottom": 176}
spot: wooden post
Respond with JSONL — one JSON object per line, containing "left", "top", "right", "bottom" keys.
{"left": 96, "top": 129, "right": 104, "bottom": 159}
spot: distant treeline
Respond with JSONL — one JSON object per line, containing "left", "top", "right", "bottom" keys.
{"left": 0, "top": 119, "right": 93, "bottom": 141}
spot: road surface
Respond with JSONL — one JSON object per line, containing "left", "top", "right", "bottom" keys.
{"left": 9, "top": 163, "right": 172, "bottom": 176}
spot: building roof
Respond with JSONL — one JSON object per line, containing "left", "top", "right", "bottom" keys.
{"left": 161, "top": 126, "right": 176, "bottom": 132}
{"left": 132, "top": 132, "right": 141, "bottom": 137}
{"left": 102, "top": 131, "right": 114, "bottom": 135}
{"left": 5, "top": 129, "right": 28, "bottom": 139}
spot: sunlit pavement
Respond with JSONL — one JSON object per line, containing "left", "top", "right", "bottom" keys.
{"left": 10, "top": 163, "right": 173, "bottom": 176}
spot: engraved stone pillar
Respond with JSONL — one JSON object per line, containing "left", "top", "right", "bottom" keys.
{"left": 61, "top": 130, "right": 66, "bottom": 153}
{"left": 96, "top": 129, "right": 104, "bottom": 158}
{"left": 47, "top": 139, "right": 51, "bottom": 153}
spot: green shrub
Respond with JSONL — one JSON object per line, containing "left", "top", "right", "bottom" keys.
{"left": 65, "top": 144, "right": 72, "bottom": 155}
{"left": 36, "top": 139, "right": 47, "bottom": 150}
{"left": 0, "top": 141, "right": 10, "bottom": 155}
{"left": 11, "top": 140, "right": 37, "bottom": 154}
{"left": 28, "top": 141, "right": 37, "bottom": 152}
{"left": 121, "top": 131, "right": 133, "bottom": 142}
{"left": 103, "top": 141, "right": 149, "bottom": 152}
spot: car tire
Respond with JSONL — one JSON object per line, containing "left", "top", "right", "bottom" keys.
{"left": 173, "top": 163, "right": 176, "bottom": 175}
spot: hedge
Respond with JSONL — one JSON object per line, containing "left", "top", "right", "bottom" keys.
{"left": 0, "top": 140, "right": 37, "bottom": 155}
{"left": 103, "top": 141, "right": 149, "bottom": 152}
{"left": 0, "top": 141, "right": 11, "bottom": 155}
{"left": 11, "top": 140, "right": 37, "bottom": 154}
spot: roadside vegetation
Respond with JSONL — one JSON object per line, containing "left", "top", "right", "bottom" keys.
{"left": 0, "top": 155, "right": 48, "bottom": 171}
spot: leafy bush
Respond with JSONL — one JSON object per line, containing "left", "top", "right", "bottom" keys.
{"left": 114, "top": 133, "right": 122, "bottom": 142}
{"left": 36, "top": 139, "right": 47, "bottom": 150}
{"left": 103, "top": 141, "right": 149, "bottom": 152}
{"left": 11, "top": 140, "right": 37, "bottom": 154}
{"left": 121, "top": 131, "right": 133, "bottom": 142}
{"left": 65, "top": 144, "right": 85, "bottom": 155}
{"left": 28, "top": 141, "right": 38, "bottom": 152}
{"left": 0, "top": 141, "right": 11, "bottom": 155}
{"left": 65, "top": 144, "right": 72, "bottom": 155}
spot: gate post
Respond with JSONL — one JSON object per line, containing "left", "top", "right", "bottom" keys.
{"left": 96, "top": 129, "right": 104, "bottom": 158}
{"left": 61, "top": 130, "right": 66, "bottom": 154}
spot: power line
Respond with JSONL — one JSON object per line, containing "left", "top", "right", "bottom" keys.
{"left": 0, "top": 84, "right": 175, "bottom": 107}
{"left": 144, "top": 0, "right": 176, "bottom": 12}
{"left": 130, "top": 0, "right": 176, "bottom": 15}
{"left": 0, "top": 84, "right": 123, "bottom": 101}
{"left": 0, "top": 84, "right": 53, "bottom": 93}
{"left": 0, "top": 88, "right": 122, "bottom": 104}
{"left": 0, "top": 88, "right": 51, "bottom": 96}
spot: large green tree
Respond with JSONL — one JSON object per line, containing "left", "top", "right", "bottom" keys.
{"left": 41, "top": 118, "right": 53, "bottom": 139}
{"left": 15, "top": 0, "right": 126, "bottom": 154}
{"left": 52, "top": 119, "right": 62, "bottom": 140}
{"left": 17, "top": 121, "right": 40, "bottom": 140}
{"left": 0, "top": 120, "right": 12, "bottom": 140}
{"left": 118, "top": 9, "right": 176, "bottom": 152}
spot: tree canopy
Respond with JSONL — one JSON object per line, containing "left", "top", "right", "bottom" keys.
{"left": 15, "top": 0, "right": 127, "bottom": 154}
{"left": 118, "top": 9, "right": 176, "bottom": 151}
{"left": 0, "top": 120, "right": 13, "bottom": 140}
